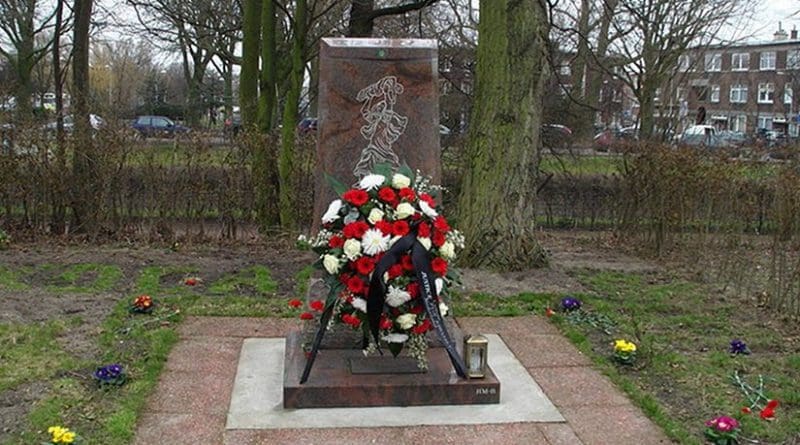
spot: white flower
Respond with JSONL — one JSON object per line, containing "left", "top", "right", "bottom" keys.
{"left": 351, "top": 297, "right": 367, "bottom": 313}
{"left": 394, "top": 202, "right": 416, "bottom": 219}
{"left": 359, "top": 174, "right": 386, "bottom": 190}
{"left": 392, "top": 173, "right": 411, "bottom": 189}
{"left": 322, "top": 254, "right": 341, "bottom": 274}
{"left": 435, "top": 278, "right": 444, "bottom": 295}
{"left": 389, "top": 235, "right": 401, "bottom": 247}
{"left": 418, "top": 237, "right": 431, "bottom": 250}
{"left": 386, "top": 286, "right": 412, "bottom": 307}
{"left": 419, "top": 200, "right": 438, "bottom": 218}
{"left": 343, "top": 239, "right": 362, "bottom": 260}
{"left": 382, "top": 333, "right": 409, "bottom": 343}
{"left": 361, "top": 228, "right": 390, "bottom": 255}
{"left": 321, "top": 199, "right": 343, "bottom": 223}
{"left": 367, "top": 208, "right": 385, "bottom": 224}
{"left": 439, "top": 241, "right": 456, "bottom": 260}
{"left": 396, "top": 313, "right": 417, "bottom": 330}
{"left": 439, "top": 301, "right": 449, "bottom": 317}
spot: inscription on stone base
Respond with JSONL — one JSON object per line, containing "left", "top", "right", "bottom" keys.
{"left": 283, "top": 330, "right": 500, "bottom": 409}
{"left": 349, "top": 356, "right": 423, "bottom": 374}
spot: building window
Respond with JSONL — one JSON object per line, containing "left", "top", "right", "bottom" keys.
{"left": 676, "top": 87, "right": 686, "bottom": 100}
{"left": 758, "top": 83, "right": 775, "bottom": 103}
{"left": 559, "top": 65, "right": 571, "bottom": 76}
{"left": 732, "top": 53, "right": 750, "bottom": 71}
{"left": 695, "top": 86, "right": 708, "bottom": 101}
{"left": 710, "top": 84, "right": 720, "bottom": 103}
{"left": 705, "top": 53, "right": 722, "bottom": 72}
{"left": 760, "top": 51, "right": 776, "bottom": 70}
{"left": 678, "top": 55, "right": 690, "bottom": 72}
{"left": 654, "top": 87, "right": 662, "bottom": 102}
{"left": 786, "top": 84, "right": 794, "bottom": 104}
{"left": 730, "top": 84, "right": 748, "bottom": 103}
{"left": 789, "top": 50, "right": 800, "bottom": 69}
{"left": 758, "top": 116, "right": 773, "bottom": 130}
{"left": 730, "top": 115, "right": 747, "bottom": 132}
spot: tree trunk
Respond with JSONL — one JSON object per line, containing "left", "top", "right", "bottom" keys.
{"left": 586, "top": 0, "right": 618, "bottom": 126}
{"left": 258, "top": 0, "right": 277, "bottom": 131}
{"left": 456, "top": 0, "right": 548, "bottom": 270}
{"left": 70, "top": 0, "right": 98, "bottom": 233}
{"left": 278, "top": 0, "right": 306, "bottom": 229}
{"left": 571, "top": 0, "right": 592, "bottom": 137}
{"left": 240, "top": 0, "right": 261, "bottom": 128}
{"left": 51, "top": 0, "right": 67, "bottom": 234}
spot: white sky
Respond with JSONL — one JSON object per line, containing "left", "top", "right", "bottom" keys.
{"left": 750, "top": 0, "right": 799, "bottom": 40}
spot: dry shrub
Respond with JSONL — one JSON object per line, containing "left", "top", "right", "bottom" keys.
{"left": 768, "top": 167, "right": 800, "bottom": 315}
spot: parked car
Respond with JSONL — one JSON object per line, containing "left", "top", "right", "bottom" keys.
{"left": 43, "top": 114, "right": 105, "bottom": 133}
{"left": 297, "top": 117, "right": 318, "bottom": 135}
{"left": 131, "top": 115, "right": 190, "bottom": 139}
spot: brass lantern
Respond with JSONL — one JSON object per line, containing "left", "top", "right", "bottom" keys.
{"left": 464, "top": 334, "right": 489, "bottom": 378}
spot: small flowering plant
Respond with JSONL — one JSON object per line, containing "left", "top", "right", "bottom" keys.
{"left": 729, "top": 339, "right": 750, "bottom": 355}
{"left": 298, "top": 168, "right": 462, "bottom": 368}
{"left": 93, "top": 363, "right": 126, "bottom": 386}
{"left": 612, "top": 339, "right": 637, "bottom": 365}
{"left": 560, "top": 296, "right": 581, "bottom": 312}
{"left": 129, "top": 294, "right": 155, "bottom": 314}
{"left": 42, "top": 425, "right": 79, "bottom": 444}
{"left": 704, "top": 416, "right": 740, "bottom": 445}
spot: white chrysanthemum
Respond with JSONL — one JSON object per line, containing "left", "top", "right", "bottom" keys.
{"left": 392, "top": 173, "right": 411, "bottom": 189}
{"left": 394, "top": 202, "right": 415, "bottom": 219}
{"left": 382, "top": 333, "right": 409, "bottom": 343}
{"left": 435, "top": 278, "right": 444, "bottom": 295}
{"left": 322, "top": 254, "right": 341, "bottom": 274}
{"left": 396, "top": 313, "right": 417, "bottom": 330}
{"left": 361, "top": 228, "right": 390, "bottom": 255}
{"left": 343, "top": 239, "right": 362, "bottom": 260}
{"left": 367, "top": 208, "right": 384, "bottom": 224}
{"left": 351, "top": 297, "right": 367, "bottom": 313}
{"left": 359, "top": 174, "right": 386, "bottom": 190}
{"left": 321, "top": 199, "right": 342, "bottom": 223}
{"left": 439, "top": 301, "right": 449, "bottom": 316}
{"left": 418, "top": 237, "right": 431, "bottom": 250}
{"left": 386, "top": 286, "right": 412, "bottom": 307}
{"left": 439, "top": 241, "right": 456, "bottom": 260}
{"left": 419, "top": 200, "right": 438, "bottom": 218}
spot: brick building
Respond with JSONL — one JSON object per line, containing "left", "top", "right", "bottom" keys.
{"left": 680, "top": 25, "right": 800, "bottom": 137}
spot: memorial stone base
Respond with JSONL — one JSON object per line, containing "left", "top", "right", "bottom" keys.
{"left": 282, "top": 330, "right": 501, "bottom": 409}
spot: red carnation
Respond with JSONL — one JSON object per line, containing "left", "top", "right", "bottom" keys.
{"left": 412, "top": 318, "right": 432, "bottom": 335}
{"left": 419, "top": 193, "right": 436, "bottom": 207}
{"left": 431, "top": 257, "right": 448, "bottom": 276}
{"left": 433, "top": 216, "right": 450, "bottom": 233}
{"left": 379, "top": 317, "right": 393, "bottom": 330}
{"left": 342, "top": 313, "right": 362, "bottom": 328}
{"left": 374, "top": 220, "right": 393, "bottom": 235}
{"left": 407, "top": 281, "right": 420, "bottom": 299}
{"left": 309, "top": 300, "right": 324, "bottom": 311}
{"left": 388, "top": 263, "right": 404, "bottom": 279}
{"left": 288, "top": 299, "right": 303, "bottom": 308}
{"left": 398, "top": 187, "right": 416, "bottom": 201}
{"left": 343, "top": 189, "right": 369, "bottom": 206}
{"left": 400, "top": 254, "right": 414, "bottom": 271}
{"left": 377, "top": 187, "right": 398, "bottom": 205}
{"left": 410, "top": 304, "right": 425, "bottom": 314}
{"left": 346, "top": 276, "right": 367, "bottom": 295}
{"left": 760, "top": 400, "right": 779, "bottom": 420}
{"left": 343, "top": 221, "right": 370, "bottom": 239}
{"left": 432, "top": 230, "right": 446, "bottom": 247}
{"left": 392, "top": 220, "right": 410, "bottom": 237}
{"left": 299, "top": 312, "right": 314, "bottom": 320}
{"left": 328, "top": 235, "right": 344, "bottom": 248}
{"left": 417, "top": 222, "right": 431, "bottom": 238}
{"left": 354, "top": 256, "right": 375, "bottom": 276}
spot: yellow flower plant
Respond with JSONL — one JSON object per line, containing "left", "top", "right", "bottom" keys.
{"left": 47, "top": 426, "right": 76, "bottom": 444}
{"left": 613, "top": 339, "right": 637, "bottom": 365}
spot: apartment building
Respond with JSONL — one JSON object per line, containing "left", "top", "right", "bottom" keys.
{"left": 680, "top": 25, "right": 800, "bottom": 136}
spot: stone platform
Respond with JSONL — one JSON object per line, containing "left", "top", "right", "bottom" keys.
{"left": 283, "top": 330, "right": 500, "bottom": 408}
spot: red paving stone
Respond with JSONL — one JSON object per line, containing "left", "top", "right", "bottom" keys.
{"left": 133, "top": 316, "right": 675, "bottom": 445}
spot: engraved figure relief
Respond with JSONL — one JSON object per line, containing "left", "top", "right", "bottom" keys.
{"left": 353, "top": 76, "right": 408, "bottom": 178}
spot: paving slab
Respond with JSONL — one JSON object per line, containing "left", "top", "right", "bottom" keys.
{"left": 561, "top": 404, "right": 672, "bottom": 445}
{"left": 528, "top": 367, "right": 630, "bottom": 408}
{"left": 226, "top": 334, "right": 564, "bottom": 429}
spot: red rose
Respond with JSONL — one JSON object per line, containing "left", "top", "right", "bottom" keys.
{"left": 406, "top": 281, "right": 420, "bottom": 299}
{"left": 299, "top": 312, "right": 314, "bottom": 320}
{"left": 353, "top": 256, "right": 375, "bottom": 276}
{"left": 377, "top": 187, "right": 398, "bottom": 205}
{"left": 400, "top": 254, "right": 414, "bottom": 271}
{"left": 309, "top": 300, "right": 324, "bottom": 311}
{"left": 412, "top": 318, "right": 432, "bottom": 335}
{"left": 388, "top": 263, "right": 404, "bottom": 279}
{"left": 431, "top": 257, "right": 448, "bottom": 276}
{"left": 328, "top": 235, "right": 344, "bottom": 248}
{"left": 417, "top": 222, "right": 431, "bottom": 238}
{"left": 741, "top": 407, "right": 751, "bottom": 414}
{"left": 379, "top": 317, "right": 393, "bottom": 330}
{"left": 184, "top": 277, "right": 198, "bottom": 286}
{"left": 346, "top": 276, "right": 366, "bottom": 295}
{"left": 433, "top": 216, "right": 450, "bottom": 233}
{"left": 410, "top": 304, "right": 425, "bottom": 314}
{"left": 374, "top": 220, "right": 393, "bottom": 235}
{"left": 392, "top": 220, "right": 410, "bottom": 237}
{"left": 288, "top": 299, "right": 303, "bottom": 308}
{"left": 342, "top": 189, "right": 369, "bottom": 206}
{"left": 398, "top": 187, "right": 416, "bottom": 201}
{"left": 432, "top": 230, "right": 446, "bottom": 247}
{"left": 419, "top": 193, "right": 436, "bottom": 207}
{"left": 343, "top": 221, "right": 370, "bottom": 239}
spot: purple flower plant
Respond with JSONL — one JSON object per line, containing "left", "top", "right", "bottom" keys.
{"left": 560, "top": 296, "right": 582, "bottom": 312}
{"left": 93, "top": 363, "right": 126, "bottom": 385}
{"left": 729, "top": 339, "right": 750, "bottom": 355}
